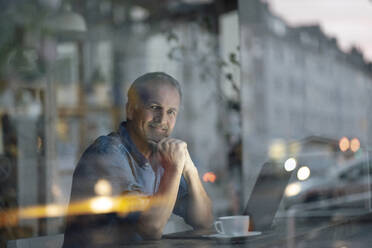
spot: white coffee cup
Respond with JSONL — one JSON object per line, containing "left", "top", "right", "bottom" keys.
{"left": 214, "top": 215, "right": 250, "bottom": 236}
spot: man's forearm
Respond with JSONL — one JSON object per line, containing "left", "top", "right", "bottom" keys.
{"left": 183, "top": 166, "right": 213, "bottom": 229}
{"left": 135, "top": 138, "right": 187, "bottom": 239}
{"left": 136, "top": 169, "right": 182, "bottom": 239}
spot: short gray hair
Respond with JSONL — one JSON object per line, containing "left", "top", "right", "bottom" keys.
{"left": 127, "top": 72, "right": 182, "bottom": 104}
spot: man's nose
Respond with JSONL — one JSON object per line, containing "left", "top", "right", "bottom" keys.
{"left": 154, "top": 110, "right": 167, "bottom": 124}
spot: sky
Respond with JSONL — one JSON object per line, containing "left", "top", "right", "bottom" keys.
{"left": 265, "top": 0, "right": 372, "bottom": 62}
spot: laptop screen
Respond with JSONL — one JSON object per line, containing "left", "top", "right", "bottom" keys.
{"left": 243, "top": 161, "right": 293, "bottom": 231}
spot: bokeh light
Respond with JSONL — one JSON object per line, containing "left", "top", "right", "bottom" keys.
{"left": 350, "top": 138, "right": 360, "bottom": 152}
{"left": 268, "top": 139, "right": 287, "bottom": 161}
{"left": 46, "top": 204, "right": 64, "bottom": 217}
{"left": 90, "top": 196, "right": 114, "bottom": 213}
{"left": 339, "top": 136, "right": 350, "bottom": 152}
{"left": 284, "top": 158, "right": 297, "bottom": 172}
{"left": 297, "top": 166, "right": 311, "bottom": 181}
{"left": 203, "top": 172, "right": 216, "bottom": 183}
{"left": 285, "top": 182, "right": 302, "bottom": 197}
{"left": 95, "top": 179, "right": 112, "bottom": 196}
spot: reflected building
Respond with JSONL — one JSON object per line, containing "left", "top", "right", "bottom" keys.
{"left": 239, "top": 1, "right": 372, "bottom": 202}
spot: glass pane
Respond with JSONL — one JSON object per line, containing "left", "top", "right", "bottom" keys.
{"left": 1, "top": 0, "right": 371, "bottom": 247}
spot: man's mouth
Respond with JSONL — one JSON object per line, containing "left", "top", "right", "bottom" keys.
{"left": 149, "top": 124, "right": 168, "bottom": 132}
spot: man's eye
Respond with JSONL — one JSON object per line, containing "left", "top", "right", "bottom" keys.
{"left": 168, "top": 110, "right": 176, "bottom": 115}
{"left": 150, "top": 105, "right": 160, "bottom": 110}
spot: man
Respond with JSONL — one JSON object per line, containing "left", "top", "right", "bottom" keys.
{"left": 62, "top": 72, "right": 213, "bottom": 247}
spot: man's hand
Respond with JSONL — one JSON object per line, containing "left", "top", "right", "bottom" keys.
{"left": 157, "top": 138, "right": 187, "bottom": 174}
{"left": 183, "top": 147, "right": 198, "bottom": 176}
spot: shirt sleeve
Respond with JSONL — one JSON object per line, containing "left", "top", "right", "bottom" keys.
{"left": 69, "top": 135, "right": 143, "bottom": 202}
{"left": 63, "top": 135, "right": 145, "bottom": 247}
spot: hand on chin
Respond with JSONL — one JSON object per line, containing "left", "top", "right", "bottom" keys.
{"left": 147, "top": 135, "right": 166, "bottom": 149}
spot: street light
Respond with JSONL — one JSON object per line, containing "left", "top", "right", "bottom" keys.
{"left": 339, "top": 136, "right": 350, "bottom": 152}
{"left": 350, "top": 138, "right": 360, "bottom": 153}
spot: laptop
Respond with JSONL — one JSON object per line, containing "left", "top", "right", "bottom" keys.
{"left": 163, "top": 161, "right": 293, "bottom": 240}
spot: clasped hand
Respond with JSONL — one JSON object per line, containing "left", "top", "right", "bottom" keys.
{"left": 156, "top": 138, "right": 194, "bottom": 175}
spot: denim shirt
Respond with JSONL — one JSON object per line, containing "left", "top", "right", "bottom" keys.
{"left": 63, "top": 122, "right": 189, "bottom": 247}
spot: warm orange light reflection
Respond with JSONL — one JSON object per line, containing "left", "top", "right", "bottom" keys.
{"left": 90, "top": 196, "right": 114, "bottom": 213}
{"left": 339, "top": 137, "right": 350, "bottom": 152}
{"left": 203, "top": 172, "right": 216, "bottom": 183}
{"left": 350, "top": 138, "right": 360, "bottom": 152}
{"left": 45, "top": 204, "right": 65, "bottom": 217}
{"left": 0, "top": 194, "right": 162, "bottom": 228}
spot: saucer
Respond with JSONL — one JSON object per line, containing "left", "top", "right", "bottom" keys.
{"left": 203, "top": 231, "right": 262, "bottom": 239}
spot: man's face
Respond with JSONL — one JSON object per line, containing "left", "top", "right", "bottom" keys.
{"left": 127, "top": 82, "right": 180, "bottom": 146}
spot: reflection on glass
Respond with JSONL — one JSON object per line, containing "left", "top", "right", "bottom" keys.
{"left": 203, "top": 172, "right": 217, "bottom": 183}
{"left": 350, "top": 138, "right": 360, "bottom": 153}
{"left": 268, "top": 139, "right": 286, "bottom": 161}
{"left": 90, "top": 196, "right": 114, "bottom": 214}
{"left": 285, "top": 182, "right": 301, "bottom": 197}
{"left": 284, "top": 158, "right": 297, "bottom": 172}
{"left": 297, "top": 166, "right": 311, "bottom": 181}
{"left": 1, "top": 0, "right": 372, "bottom": 247}
{"left": 94, "top": 179, "right": 112, "bottom": 196}
{"left": 45, "top": 204, "right": 65, "bottom": 218}
{"left": 339, "top": 137, "right": 350, "bottom": 152}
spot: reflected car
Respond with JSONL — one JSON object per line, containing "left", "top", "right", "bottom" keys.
{"left": 283, "top": 157, "right": 372, "bottom": 210}
{"left": 283, "top": 176, "right": 333, "bottom": 209}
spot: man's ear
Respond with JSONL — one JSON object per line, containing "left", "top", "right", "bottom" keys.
{"left": 126, "top": 102, "right": 133, "bottom": 121}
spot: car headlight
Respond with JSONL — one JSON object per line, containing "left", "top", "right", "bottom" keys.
{"left": 285, "top": 182, "right": 302, "bottom": 197}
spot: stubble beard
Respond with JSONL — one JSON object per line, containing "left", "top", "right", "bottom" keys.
{"left": 146, "top": 130, "right": 170, "bottom": 152}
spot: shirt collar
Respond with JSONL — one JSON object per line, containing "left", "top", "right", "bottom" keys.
{"left": 118, "top": 121, "right": 149, "bottom": 167}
